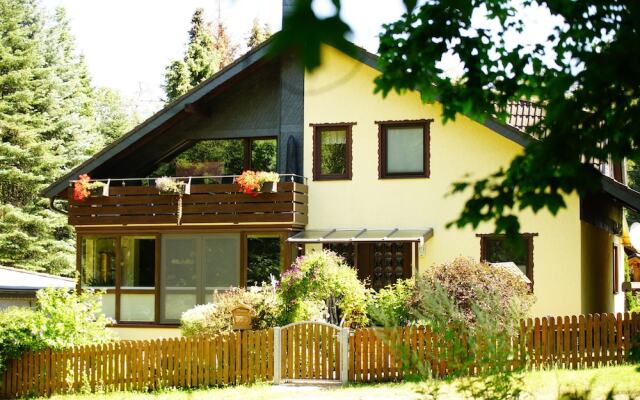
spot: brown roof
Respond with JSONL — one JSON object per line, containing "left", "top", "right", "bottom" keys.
{"left": 505, "top": 100, "right": 545, "bottom": 131}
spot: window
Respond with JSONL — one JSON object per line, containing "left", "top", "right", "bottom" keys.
{"left": 121, "top": 236, "right": 156, "bottom": 288}
{"left": 80, "top": 235, "right": 158, "bottom": 323}
{"left": 151, "top": 137, "right": 277, "bottom": 177}
{"left": 161, "top": 234, "right": 241, "bottom": 323}
{"left": 247, "top": 235, "right": 284, "bottom": 286}
{"left": 81, "top": 237, "right": 116, "bottom": 287}
{"left": 613, "top": 245, "right": 619, "bottom": 294}
{"left": 377, "top": 120, "right": 432, "bottom": 178}
{"left": 479, "top": 234, "right": 535, "bottom": 286}
{"left": 312, "top": 123, "right": 353, "bottom": 180}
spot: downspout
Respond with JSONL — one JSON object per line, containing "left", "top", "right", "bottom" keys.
{"left": 49, "top": 197, "right": 68, "bottom": 215}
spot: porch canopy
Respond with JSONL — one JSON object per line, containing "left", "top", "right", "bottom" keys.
{"left": 287, "top": 228, "right": 434, "bottom": 245}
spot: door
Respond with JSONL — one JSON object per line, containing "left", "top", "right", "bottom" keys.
{"left": 324, "top": 242, "right": 412, "bottom": 290}
{"left": 161, "top": 234, "right": 240, "bottom": 322}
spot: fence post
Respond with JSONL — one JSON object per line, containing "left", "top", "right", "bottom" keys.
{"left": 273, "top": 327, "right": 281, "bottom": 384}
{"left": 340, "top": 328, "right": 349, "bottom": 384}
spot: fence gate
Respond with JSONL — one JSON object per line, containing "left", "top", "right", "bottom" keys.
{"left": 273, "top": 322, "right": 349, "bottom": 383}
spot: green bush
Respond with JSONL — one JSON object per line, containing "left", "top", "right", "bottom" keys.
{"left": 367, "top": 279, "right": 413, "bottom": 326}
{"left": 277, "top": 250, "right": 369, "bottom": 327}
{"left": 0, "top": 288, "right": 114, "bottom": 373}
{"left": 180, "top": 285, "right": 279, "bottom": 336}
{"left": 410, "top": 257, "right": 534, "bottom": 332}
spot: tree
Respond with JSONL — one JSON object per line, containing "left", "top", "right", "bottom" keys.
{"left": 163, "top": 8, "right": 238, "bottom": 102}
{"left": 0, "top": 1, "right": 128, "bottom": 276}
{"left": 0, "top": 0, "right": 77, "bottom": 275}
{"left": 93, "top": 87, "right": 139, "bottom": 146}
{"left": 246, "top": 18, "right": 272, "bottom": 49}
{"left": 273, "top": 0, "right": 640, "bottom": 236}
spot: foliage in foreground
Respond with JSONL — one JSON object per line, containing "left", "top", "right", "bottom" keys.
{"left": 0, "top": 288, "right": 114, "bottom": 373}
{"left": 277, "top": 250, "right": 369, "bottom": 327}
{"left": 181, "top": 251, "right": 370, "bottom": 335}
{"left": 181, "top": 285, "right": 279, "bottom": 336}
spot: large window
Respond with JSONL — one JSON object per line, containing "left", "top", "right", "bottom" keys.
{"left": 81, "top": 237, "right": 116, "bottom": 288}
{"left": 247, "top": 235, "right": 284, "bottom": 286}
{"left": 312, "top": 124, "right": 353, "bottom": 180}
{"left": 80, "top": 235, "right": 158, "bottom": 323}
{"left": 377, "top": 120, "right": 431, "bottom": 178}
{"left": 121, "top": 236, "right": 156, "bottom": 288}
{"left": 479, "top": 234, "right": 536, "bottom": 286}
{"left": 161, "top": 234, "right": 241, "bottom": 322}
{"left": 151, "top": 137, "right": 277, "bottom": 177}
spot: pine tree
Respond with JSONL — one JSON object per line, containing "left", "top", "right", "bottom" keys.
{"left": 0, "top": 0, "right": 77, "bottom": 275}
{"left": 163, "top": 8, "right": 238, "bottom": 102}
{"left": 0, "top": 1, "right": 134, "bottom": 276}
{"left": 246, "top": 18, "right": 272, "bottom": 49}
{"left": 93, "top": 87, "right": 139, "bottom": 146}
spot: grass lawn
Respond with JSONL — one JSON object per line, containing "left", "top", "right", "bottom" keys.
{"left": 38, "top": 365, "right": 639, "bottom": 400}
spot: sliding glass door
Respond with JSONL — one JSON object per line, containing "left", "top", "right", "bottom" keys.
{"left": 161, "top": 234, "right": 240, "bottom": 322}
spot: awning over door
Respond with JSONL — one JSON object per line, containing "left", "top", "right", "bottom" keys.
{"left": 287, "top": 228, "right": 434, "bottom": 244}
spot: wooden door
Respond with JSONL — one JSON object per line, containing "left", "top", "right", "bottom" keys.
{"left": 324, "top": 242, "right": 412, "bottom": 290}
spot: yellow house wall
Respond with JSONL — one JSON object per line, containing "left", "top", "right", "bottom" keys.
{"left": 304, "top": 46, "right": 583, "bottom": 317}
{"left": 108, "top": 326, "right": 181, "bottom": 341}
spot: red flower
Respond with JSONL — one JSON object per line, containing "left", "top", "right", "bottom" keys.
{"left": 73, "top": 174, "right": 92, "bottom": 201}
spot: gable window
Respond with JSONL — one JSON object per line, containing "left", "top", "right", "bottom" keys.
{"left": 312, "top": 123, "right": 353, "bottom": 180}
{"left": 377, "top": 119, "right": 432, "bottom": 178}
{"left": 478, "top": 233, "right": 536, "bottom": 286}
{"left": 151, "top": 137, "right": 277, "bottom": 177}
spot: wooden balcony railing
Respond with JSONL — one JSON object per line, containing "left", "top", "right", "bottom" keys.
{"left": 68, "top": 176, "right": 308, "bottom": 227}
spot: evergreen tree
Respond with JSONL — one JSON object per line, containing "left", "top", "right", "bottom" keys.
{"left": 246, "top": 18, "right": 271, "bottom": 49}
{"left": 163, "top": 8, "right": 238, "bottom": 102}
{"left": 0, "top": 0, "right": 76, "bottom": 275}
{"left": 0, "top": 1, "right": 134, "bottom": 276}
{"left": 93, "top": 87, "right": 139, "bottom": 146}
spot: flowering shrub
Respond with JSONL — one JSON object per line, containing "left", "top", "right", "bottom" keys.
{"left": 0, "top": 288, "right": 114, "bottom": 373}
{"left": 181, "top": 285, "right": 279, "bottom": 336}
{"left": 235, "top": 171, "right": 280, "bottom": 196}
{"left": 72, "top": 174, "right": 105, "bottom": 201}
{"left": 278, "top": 250, "right": 369, "bottom": 327}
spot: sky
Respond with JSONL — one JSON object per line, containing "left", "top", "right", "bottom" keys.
{"left": 41, "top": 0, "right": 560, "bottom": 117}
{"left": 42, "top": 0, "right": 408, "bottom": 115}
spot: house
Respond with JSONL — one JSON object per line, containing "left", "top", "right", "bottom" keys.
{"left": 41, "top": 6, "right": 640, "bottom": 340}
{"left": 0, "top": 266, "right": 75, "bottom": 310}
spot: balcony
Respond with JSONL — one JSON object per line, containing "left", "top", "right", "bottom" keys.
{"left": 67, "top": 175, "right": 308, "bottom": 227}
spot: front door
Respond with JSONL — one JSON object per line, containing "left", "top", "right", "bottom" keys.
{"left": 324, "top": 242, "right": 412, "bottom": 290}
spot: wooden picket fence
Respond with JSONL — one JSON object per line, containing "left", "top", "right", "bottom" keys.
{"left": 348, "top": 312, "right": 640, "bottom": 382}
{"left": 1, "top": 313, "right": 639, "bottom": 398}
{"left": 0, "top": 329, "right": 273, "bottom": 399}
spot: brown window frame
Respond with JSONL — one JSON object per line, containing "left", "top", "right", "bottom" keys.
{"left": 477, "top": 233, "right": 537, "bottom": 289}
{"left": 157, "top": 136, "right": 278, "bottom": 176}
{"left": 311, "top": 122, "right": 354, "bottom": 181}
{"left": 613, "top": 244, "right": 619, "bottom": 294}
{"left": 77, "top": 233, "right": 161, "bottom": 325}
{"left": 377, "top": 119, "right": 433, "bottom": 179}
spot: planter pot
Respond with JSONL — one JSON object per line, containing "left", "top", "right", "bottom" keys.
{"left": 89, "top": 186, "right": 105, "bottom": 197}
{"left": 259, "top": 181, "right": 277, "bottom": 193}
